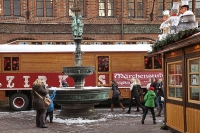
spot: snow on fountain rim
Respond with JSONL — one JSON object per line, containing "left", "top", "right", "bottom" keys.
{"left": 48, "top": 86, "right": 111, "bottom": 90}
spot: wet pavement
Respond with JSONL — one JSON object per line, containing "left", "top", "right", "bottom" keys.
{"left": 0, "top": 105, "right": 171, "bottom": 133}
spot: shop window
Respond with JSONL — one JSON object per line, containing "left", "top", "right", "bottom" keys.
{"left": 144, "top": 55, "right": 162, "bottom": 69}
{"left": 167, "top": 61, "right": 182, "bottom": 99}
{"left": 4, "top": 57, "right": 19, "bottom": 71}
{"left": 98, "top": 56, "right": 109, "bottom": 72}
{"left": 188, "top": 58, "right": 200, "bottom": 102}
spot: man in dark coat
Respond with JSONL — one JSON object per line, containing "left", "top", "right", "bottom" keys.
{"left": 32, "top": 79, "right": 48, "bottom": 128}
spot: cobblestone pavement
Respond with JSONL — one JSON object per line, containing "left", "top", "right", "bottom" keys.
{"left": 0, "top": 106, "right": 171, "bottom": 133}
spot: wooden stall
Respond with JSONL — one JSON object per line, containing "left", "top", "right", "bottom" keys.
{"left": 151, "top": 32, "right": 200, "bottom": 133}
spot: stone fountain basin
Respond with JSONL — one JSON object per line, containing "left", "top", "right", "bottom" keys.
{"left": 48, "top": 87, "right": 111, "bottom": 104}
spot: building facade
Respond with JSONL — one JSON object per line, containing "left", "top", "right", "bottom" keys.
{"left": 0, "top": 0, "right": 199, "bottom": 44}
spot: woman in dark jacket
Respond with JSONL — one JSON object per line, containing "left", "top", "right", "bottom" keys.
{"left": 127, "top": 78, "right": 146, "bottom": 114}
{"left": 32, "top": 79, "right": 48, "bottom": 128}
{"left": 110, "top": 80, "right": 125, "bottom": 112}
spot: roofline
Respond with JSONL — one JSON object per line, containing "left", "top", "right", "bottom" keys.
{"left": 0, "top": 44, "right": 152, "bottom": 53}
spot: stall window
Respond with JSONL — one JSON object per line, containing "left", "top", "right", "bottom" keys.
{"left": 144, "top": 55, "right": 162, "bottom": 69}
{"left": 188, "top": 58, "right": 200, "bottom": 102}
{"left": 4, "top": 57, "right": 19, "bottom": 71}
{"left": 167, "top": 61, "right": 182, "bottom": 100}
{"left": 98, "top": 56, "right": 109, "bottom": 72}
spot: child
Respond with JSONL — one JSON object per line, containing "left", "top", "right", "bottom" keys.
{"left": 46, "top": 89, "right": 57, "bottom": 123}
{"left": 141, "top": 86, "right": 156, "bottom": 124}
{"left": 62, "top": 79, "right": 69, "bottom": 87}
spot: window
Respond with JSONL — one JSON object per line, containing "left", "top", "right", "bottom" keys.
{"left": 128, "top": 0, "right": 134, "bottom": 17}
{"left": 167, "top": 61, "right": 182, "bottom": 100}
{"left": 196, "top": 0, "right": 200, "bottom": 17}
{"left": 188, "top": 0, "right": 193, "bottom": 11}
{"left": 188, "top": 58, "right": 200, "bottom": 102}
{"left": 188, "top": 0, "right": 200, "bottom": 18}
{"left": 137, "top": 0, "right": 143, "bottom": 18}
{"left": 99, "top": 0, "right": 114, "bottom": 17}
{"left": 157, "top": 0, "right": 172, "bottom": 18}
{"left": 3, "top": 0, "right": 20, "bottom": 16}
{"left": 166, "top": 0, "right": 172, "bottom": 10}
{"left": 128, "top": 0, "right": 143, "bottom": 18}
{"left": 69, "top": 0, "right": 84, "bottom": 17}
{"left": 98, "top": 56, "right": 109, "bottom": 72}
{"left": 36, "top": 0, "right": 53, "bottom": 17}
{"left": 144, "top": 55, "right": 162, "bottom": 69}
{"left": 158, "top": 0, "right": 163, "bottom": 18}
{"left": 4, "top": 57, "right": 19, "bottom": 71}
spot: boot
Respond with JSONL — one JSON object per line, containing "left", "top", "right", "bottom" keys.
{"left": 156, "top": 107, "right": 162, "bottom": 117}
{"left": 153, "top": 120, "right": 157, "bottom": 124}
{"left": 50, "top": 114, "right": 53, "bottom": 123}
{"left": 141, "top": 119, "right": 144, "bottom": 124}
{"left": 119, "top": 103, "right": 125, "bottom": 112}
{"left": 110, "top": 104, "right": 114, "bottom": 112}
{"left": 134, "top": 105, "right": 140, "bottom": 112}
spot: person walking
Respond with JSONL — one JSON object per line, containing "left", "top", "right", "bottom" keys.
{"left": 156, "top": 78, "right": 164, "bottom": 116}
{"left": 135, "top": 78, "right": 142, "bottom": 112}
{"left": 141, "top": 86, "right": 156, "bottom": 124}
{"left": 46, "top": 89, "right": 57, "bottom": 123}
{"left": 127, "top": 78, "right": 145, "bottom": 114}
{"left": 110, "top": 80, "right": 125, "bottom": 112}
{"left": 32, "top": 79, "right": 48, "bottom": 128}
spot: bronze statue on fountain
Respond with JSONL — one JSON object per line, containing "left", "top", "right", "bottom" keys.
{"left": 50, "top": 0, "right": 111, "bottom": 119}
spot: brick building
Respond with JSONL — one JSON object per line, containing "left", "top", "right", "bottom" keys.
{"left": 0, "top": 0, "right": 199, "bottom": 44}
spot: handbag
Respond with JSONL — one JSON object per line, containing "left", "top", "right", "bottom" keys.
{"left": 118, "top": 89, "right": 123, "bottom": 100}
{"left": 35, "top": 91, "right": 52, "bottom": 106}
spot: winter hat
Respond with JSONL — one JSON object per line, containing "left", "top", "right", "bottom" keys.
{"left": 149, "top": 86, "right": 154, "bottom": 91}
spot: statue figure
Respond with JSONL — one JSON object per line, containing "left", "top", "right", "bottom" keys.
{"left": 160, "top": 2, "right": 180, "bottom": 34}
{"left": 71, "top": 15, "right": 78, "bottom": 36}
{"left": 71, "top": 15, "right": 84, "bottom": 37}
{"left": 77, "top": 15, "right": 84, "bottom": 36}
{"left": 158, "top": 10, "right": 170, "bottom": 40}
{"left": 177, "top": 0, "right": 198, "bottom": 32}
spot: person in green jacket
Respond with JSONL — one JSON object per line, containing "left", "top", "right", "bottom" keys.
{"left": 141, "top": 86, "right": 156, "bottom": 124}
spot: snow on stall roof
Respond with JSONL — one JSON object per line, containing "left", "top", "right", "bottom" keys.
{"left": 0, "top": 44, "right": 152, "bottom": 53}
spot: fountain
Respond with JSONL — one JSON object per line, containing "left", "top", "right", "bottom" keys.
{"left": 50, "top": 0, "right": 111, "bottom": 119}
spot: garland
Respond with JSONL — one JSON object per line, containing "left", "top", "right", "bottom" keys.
{"left": 150, "top": 28, "right": 200, "bottom": 53}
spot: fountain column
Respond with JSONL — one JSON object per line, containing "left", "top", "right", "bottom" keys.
{"left": 52, "top": 0, "right": 111, "bottom": 119}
